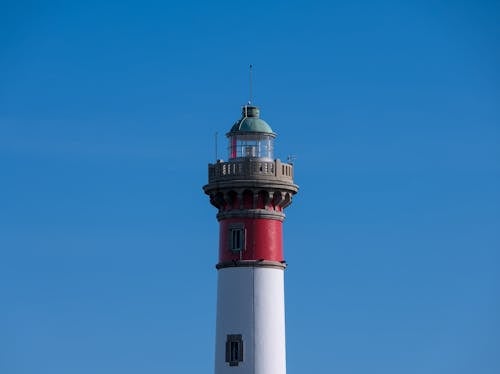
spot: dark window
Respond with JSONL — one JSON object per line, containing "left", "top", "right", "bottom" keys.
{"left": 225, "top": 334, "right": 243, "bottom": 366}
{"left": 229, "top": 226, "right": 245, "bottom": 252}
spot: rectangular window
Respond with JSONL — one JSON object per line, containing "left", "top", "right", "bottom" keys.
{"left": 225, "top": 334, "right": 243, "bottom": 366}
{"left": 229, "top": 226, "right": 245, "bottom": 252}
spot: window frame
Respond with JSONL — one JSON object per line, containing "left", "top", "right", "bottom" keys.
{"left": 228, "top": 224, "right": 245, "bottom": 253}
{"left": 225, "top": 334, "right": 243, "bottom": 366}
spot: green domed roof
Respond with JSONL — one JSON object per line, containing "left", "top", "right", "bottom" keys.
{"left": 230, "top": 117, "right": 274, "bottom": 134}
{"left": 228, "top": 105, "right": 275, "bottom": 135}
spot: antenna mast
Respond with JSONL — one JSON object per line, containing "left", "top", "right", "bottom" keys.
{"left": 249, "top": 64, "right": 253, "bottom": 104}
{"left": 215, "top": 131, "right": 218, "bottom": 161}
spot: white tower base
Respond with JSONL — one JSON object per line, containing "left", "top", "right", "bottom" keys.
{"left": 214, "top": 266, "right": 286, "bottom": 374}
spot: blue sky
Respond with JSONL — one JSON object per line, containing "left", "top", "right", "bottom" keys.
{"left": 1, "top": 0, "right": 499, "bottom": 373}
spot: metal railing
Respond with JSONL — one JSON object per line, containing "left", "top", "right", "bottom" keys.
{"left": 208, "top": 159, "right": 294, "bottom": 183}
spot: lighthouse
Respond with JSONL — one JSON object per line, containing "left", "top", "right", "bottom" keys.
{"left": 203, "top": 104, "right": 298, "bottom": 374}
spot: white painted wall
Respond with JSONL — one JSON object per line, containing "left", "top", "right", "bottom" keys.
{"left": 214, "top": 267, "right": 286, "bottom": 374}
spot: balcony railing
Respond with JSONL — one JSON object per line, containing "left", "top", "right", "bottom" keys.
{"left": 208, "top": 159, "right": 294, "bottom": 184}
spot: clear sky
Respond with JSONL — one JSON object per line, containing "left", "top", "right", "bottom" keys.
{"left": 1, "top": 1, "right": 499, "bottom": 373}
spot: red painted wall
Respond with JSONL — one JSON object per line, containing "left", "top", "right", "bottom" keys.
{"left": 219, "top": 218, "right": 283, "bottom": 262}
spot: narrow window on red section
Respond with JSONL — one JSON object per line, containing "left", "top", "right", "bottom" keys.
{"left": 228, "top": 224, "right": 245, "bottom": 252}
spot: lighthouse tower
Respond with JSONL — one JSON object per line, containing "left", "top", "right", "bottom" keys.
{"left": 203, "top": 104, "right": 298, "bottom": 374}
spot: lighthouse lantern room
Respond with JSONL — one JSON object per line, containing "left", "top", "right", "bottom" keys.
{"left": 227, "top": 106, "right": 275, "bottom": 160}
